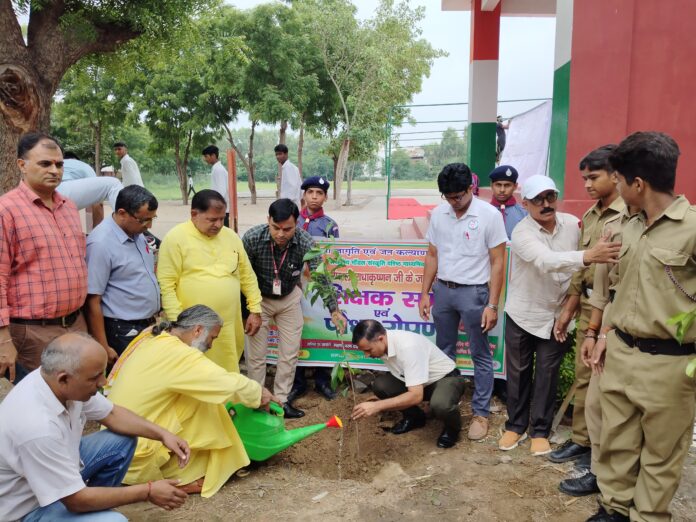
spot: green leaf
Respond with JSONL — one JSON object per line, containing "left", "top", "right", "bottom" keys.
{"left": 686, "top": 358, "right": 696, "bottom": 378}
{"left": 330, "top": 363, "right": 340, "bottom": 390}
{"left": 668, "top": 308, "right": 696, "bottom": 344}
{"left": 348, "top": 270, "right": 359, "bottom": 291}
{"left": 337, "top": 363, "right": 345, "bottom": 382}
{"left": 303, "top": 250, "right": 323, "bottom": 263}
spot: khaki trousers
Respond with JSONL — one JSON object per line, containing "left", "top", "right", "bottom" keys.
{"left": 245, "top": 287, "right": 304, "bottom": 403}
{"left": 596, "top": 330, "right": 696, "bottom": 521}
{"left": 585, "top": 371, "right": 602, "bottom": 474}
{"left": 11, "top": 312, "right": 88, "bottom": 373}
{"left": 572, "top": 298, "right": 593, "bottom": 446}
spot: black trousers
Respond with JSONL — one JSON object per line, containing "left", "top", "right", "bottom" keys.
{"left": 372, "top": 370, "right": 466, "bottom": 431}
{"left": 104, "top": 317, "right": 155, "bottom": 355}
{"left": 504, "top": 313, "right": 570, "bottom": 438}
{"left": 293, "top": 366, "right": 330, "bottom": 390}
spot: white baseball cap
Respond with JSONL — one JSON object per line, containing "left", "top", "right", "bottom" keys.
{"left": 521, "top": 175, "right": 558, "bottom": 200}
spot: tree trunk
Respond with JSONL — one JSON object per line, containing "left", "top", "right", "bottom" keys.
{"left": 276, "top": 119, "right": 288, "bottom": 198}
{"left": 297, "top": 115, "right": 305, "bottom": 177}
{"left": 174, "top": 138, "right": 188, "bottom": 205}
{"left": 333, "top": 138, "right": 350, "bottom": 210}
{"left": 223, "top": 123, "right": 256, "bottom": 204}
{"left": 248, "top": 120, "right": 258, "bottom": 203}
{"left": 332, "top": 154, "right": 338, "bottom": 200}
{"left": 93, "top": 121, "right": 101, "bottom": 174}
{"left": 0, "top": 1, "right": 141, "bottom": 195}
{"left": 346, "top": 162, "right": 355, "bottom": 206}
{"left": 0, "top": 63, "right": 43, "bottom": 193}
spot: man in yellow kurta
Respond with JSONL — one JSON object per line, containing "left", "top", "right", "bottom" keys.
{"left": 105, "top": 305, "right": 277, "bottom": 497}
{"left": 158, "top": 189, "right": 262, "bottom": 372}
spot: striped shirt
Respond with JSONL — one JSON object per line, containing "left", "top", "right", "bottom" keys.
{"left": 0, "top": 182, "right": 87, "bottom": 326}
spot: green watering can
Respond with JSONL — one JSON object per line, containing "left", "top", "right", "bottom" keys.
{"left": 226, "top": 401, "right": 343, "bottom": 461}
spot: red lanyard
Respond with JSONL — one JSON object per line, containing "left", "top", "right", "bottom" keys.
{"left": 270, "top": 243, "right": 289, "bottom": 278}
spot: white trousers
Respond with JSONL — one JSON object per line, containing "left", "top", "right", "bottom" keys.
{"left": 57, "top": 177, "right": 123, "bottom": 210}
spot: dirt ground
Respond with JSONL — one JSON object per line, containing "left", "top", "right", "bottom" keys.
{"left": 4, "top": 192, "right": 696, "bottom": 520}
{"left": 111, "top": 379, "right": 696, "bottom": 522}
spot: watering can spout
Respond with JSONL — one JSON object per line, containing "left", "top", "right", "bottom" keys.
{"left": 227, "top": 402, "right": 343, "bottom": 461}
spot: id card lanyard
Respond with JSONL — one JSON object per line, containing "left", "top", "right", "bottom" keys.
{"left": 270, "top": 243, "right": 289, "bottom": 295}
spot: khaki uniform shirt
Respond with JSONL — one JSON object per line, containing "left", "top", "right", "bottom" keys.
{"left": 588, "top": 207, "right": 635, "bottom": 312}
{"left": 606, "top": 196, "right": 696, "bottom": 341}
{"left": 568, "top": 197, "right": 625, "bottom": 296}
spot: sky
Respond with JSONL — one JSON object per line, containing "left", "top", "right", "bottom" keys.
{"left": 229, "top": 0, "right": 557, "bottom": 144}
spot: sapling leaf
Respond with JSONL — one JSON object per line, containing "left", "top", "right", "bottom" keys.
{"left": 349, "top": 270, "right": 359, "bottom": 290}
{"left": 337, "top": 363, "right": 345, "bottom": 382}
{"left": 668, "top": 309, "right": 696, "bottom": 344}
{"left": 686, "top": 358, "right": 696, "bottom": 378}
{"left": 331, "top": 364, "right": 340, "bottom": 390}
{"left": 341, "top": 387, "right": 350, "bottom": 397}
{"left": 303, "top": 250, "right": 323, "bottom": 263}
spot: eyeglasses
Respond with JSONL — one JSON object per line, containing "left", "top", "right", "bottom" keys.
{"left": 528, "top": 192, "right": 558, "bottom": 206}
{"left": 129, "top": 213, "right": 157, "bottom": 225}
{"left": 441, "top": 191, "right": 469, "bottom": 203}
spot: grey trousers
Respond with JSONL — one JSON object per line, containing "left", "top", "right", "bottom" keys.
{"left": 432, "top": 280, "right": 493, "bottom": 417}
{"left": 372, "top": 370, "right": 466, "bottom": 431}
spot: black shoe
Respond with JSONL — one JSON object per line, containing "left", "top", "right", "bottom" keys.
{"left": 574, "top": 451, "right": 592, "bottom": 471}
{"left": 548, "top": 440, "right": 591, "bottom": 463}
{"left": 315, "top": 382, "right": 337, "bottom": 401}
{"left": 286, "top": 387, "right": 307, "bottom": 405}
{"left": 436, "top": 428, "right": 459, "bottom": 448}
{"left": 283, "top": 402, "right": 305, "bottom": 419}
{"left": 559, "top": 471, "right": 599, "bottom": 497}
{"left": 586, "top": 505, "right": 629, "bottom": 521}
{"left": 391, "top": 413, "right": 426, "bottom": 434}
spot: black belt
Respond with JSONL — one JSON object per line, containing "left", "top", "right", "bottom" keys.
{"left": 609, "top": 289, "right": 616, "bottom": 302}
{"left": 11, "top": 310, "right": 79, "bottom": 328}
{"left": 615, "top": 328, "right": 696, "bottom": 356}
{"left": 437, "top": 279, "right": 486, "bottom": 289}
{"left": 104, "top": 316, "right": 156, "bottom": 327}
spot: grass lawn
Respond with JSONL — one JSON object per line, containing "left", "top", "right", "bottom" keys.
{"left": 146, "top": 176, "right": 435, "bottom": 201}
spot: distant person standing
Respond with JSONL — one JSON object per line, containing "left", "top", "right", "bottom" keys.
{"left": 488, "top": 165, "right": 527, "bottom": 239}
{"left": 496, "top": 116, "right": 510, "bottom": 164}
{"left": 113, "top": 141, "right": 144, "bottom": 187}
{"left": 202, "top": 145, "right": 229, "bottom": 227}
{"left": 275, "top": 144, "right": 302, "bottom": 209}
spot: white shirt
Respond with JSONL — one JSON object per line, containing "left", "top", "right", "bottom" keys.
{"left": 280, "top": 159, "right": 302, "bottom": 208}
{"left": 381, "top": 330, "right": 456, "bottom": 387}
{"left": 425, "top": 198, "right": 508, "bottom": 284}
{"left": 120, "top": 154, "right": 144, "bottom": 187}
{"left": 210, "top": 161, "right": 230, "bottom": 212}
{"left": 0, "top": 369, "right": 113, "bottom": 521}
{"left": 505, "top": 213, "right": 584, "bottom": 339}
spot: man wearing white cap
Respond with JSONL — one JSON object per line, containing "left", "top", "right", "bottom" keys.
{"left": 498, "top": 175, "right": 620, "bottom": 456}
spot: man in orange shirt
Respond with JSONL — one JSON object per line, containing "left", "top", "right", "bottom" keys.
{"left": 0, "top": 133, "right": 88, "bottom": 384}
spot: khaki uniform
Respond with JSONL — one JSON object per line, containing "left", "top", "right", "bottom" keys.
{"left": 585, "top": 209, "right": 632, "bottom": 474}
{"left": 567, "top": 197, "right": 624, "bottom": 446}
{"left": 597, "top": 196, "right": 696, "bottom": 521}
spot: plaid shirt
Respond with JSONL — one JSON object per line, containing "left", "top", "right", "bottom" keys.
{"left": 0, "top": 182, "right": 87, "bottom": 326}
{"left": 242, "top": 224, "right": 337, "bottom": 311}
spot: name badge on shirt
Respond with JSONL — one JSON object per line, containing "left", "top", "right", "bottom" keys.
{"left": 273, "top": 278, "right": 282, "bottom": 295}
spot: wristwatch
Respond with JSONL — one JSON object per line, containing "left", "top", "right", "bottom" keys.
{"left": 486, "top": 304, "right": 498, "bottom": 312}
{"left": 597, "top": 333, "right": 608, "bottom": 340}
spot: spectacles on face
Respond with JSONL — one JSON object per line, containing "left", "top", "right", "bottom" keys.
{"left": 129, "top": 213, "right": 157, "bottom": 225}
{"left": 441, "top": 191, "right": 468, "bottom": 203}
{"left": 528, "top": 191, "right": 558, "bottom": 206}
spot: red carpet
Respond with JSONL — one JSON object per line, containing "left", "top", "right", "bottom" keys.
{"left": 387, "top": 198, "right": 436, "bottom": 220}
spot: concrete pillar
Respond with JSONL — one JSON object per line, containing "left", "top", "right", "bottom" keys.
{"left": 467, "top": 0, "right": 501, "bottom": 179}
